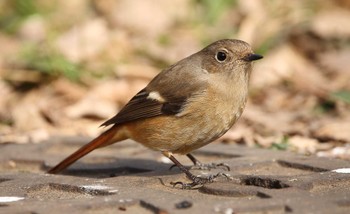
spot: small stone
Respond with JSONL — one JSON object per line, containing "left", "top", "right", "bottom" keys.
{"left": 175, "top": 200, "right": 192, "bottom": 209}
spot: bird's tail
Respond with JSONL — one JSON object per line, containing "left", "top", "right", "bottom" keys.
{"left": 47, "top": 125, "right": 126, "bottom": 174}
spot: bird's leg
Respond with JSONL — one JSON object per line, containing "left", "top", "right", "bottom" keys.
{"left": 162, "top": 152, "right": 230, "bottom": 189}
{"left": 168, "top": 153, "right": 230, "bottom": 171}
{"left": 186, "top": 153, "right": 230, "bottom": 171}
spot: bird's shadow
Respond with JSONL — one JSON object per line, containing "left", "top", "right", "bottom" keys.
{"left": 44, "top": 157, "right": 184, "bottom": 179}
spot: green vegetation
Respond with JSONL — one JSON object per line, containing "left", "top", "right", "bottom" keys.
{"left": 331, "top": 90, "right": 350, "bottom": 104}
{"left": 196, "top": 0, "right": 237, "bottom": 24}
{"left": 21, "top": 44, "right": 81, "bottom": 81}
{"left": 0, "top": 0, "right": 39, "bottom": 34}
{"left": 271, "top": 136, "right": 289, "bottom": 151}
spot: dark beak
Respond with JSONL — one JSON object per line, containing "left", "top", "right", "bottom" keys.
{"left": 243, "top": 53, "right": 263, "bottom": 61}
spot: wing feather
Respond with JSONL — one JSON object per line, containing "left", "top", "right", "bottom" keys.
{"left": 101, "top": 55, "right": 209, "bottom": 126}
{"left": 101, "top": 89, "right": 164, "bottom": 126}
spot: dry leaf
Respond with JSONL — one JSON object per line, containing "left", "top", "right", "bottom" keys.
{"left": 55, "top": 18, "right": 110, "bottom": 63}
{"left": 314, "top": 121, "right": 350, "bottom": 142}
{"left": 312, "top": 9, "right": 350, "bottom": 38}
{"left": 106, "top": 0, "right": 190, "bottom": 37}
{"left": 18, "top": 15, "right": 47, "bottom": 42}
{"left": 11, "top": 92, "right": 50, "bottom": 131}
{"left": 288, "top": 135, "right": 320, "bottom": 154}
{"left": 115, "top": 64, "right": 158, "bottom": 80}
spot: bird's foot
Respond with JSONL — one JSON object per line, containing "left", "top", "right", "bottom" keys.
{"left": 169, "top": 162, "right": 230, "bottom": 171}
{"left": 170, "top": 172, "right": 231, "bottom": 189}
{"left": 191, "top": 162, "right": 230, "bottom": 171}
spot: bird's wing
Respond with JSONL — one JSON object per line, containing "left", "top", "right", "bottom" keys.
{"left": 101, "top": 63, "right": 209, "bottom": 127}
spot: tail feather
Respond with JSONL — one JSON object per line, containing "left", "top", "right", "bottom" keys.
{"left": 47, "top": 125, "right": 123, "bottom": 174}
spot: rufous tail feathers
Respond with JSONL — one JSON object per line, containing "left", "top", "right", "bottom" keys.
{"left": 47, "top": 125, "right": 125, "bottom": 174}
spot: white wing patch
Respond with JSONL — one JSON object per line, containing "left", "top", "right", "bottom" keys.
{"left": 147, "top": 91, "right": 166, "bottom": 102}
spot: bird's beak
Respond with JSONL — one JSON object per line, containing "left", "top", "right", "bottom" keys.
{"left": 243, "top": 53, "right": 263, "bottom": 61}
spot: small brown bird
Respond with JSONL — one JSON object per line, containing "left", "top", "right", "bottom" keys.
{"left": 48, "top": 39, "right": 262, "bottom": 188}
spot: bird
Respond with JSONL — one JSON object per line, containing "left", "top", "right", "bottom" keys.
{"left": 47, "top": 39, "right": 263, "bottom": 188}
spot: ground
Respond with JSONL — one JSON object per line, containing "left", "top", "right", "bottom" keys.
{"left": 1, "top": 139, "right": 350, "bottom": 213}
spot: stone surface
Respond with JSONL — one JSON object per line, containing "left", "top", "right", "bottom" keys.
{"left": 0, "top": 137, "right": 350, "bottom": 213}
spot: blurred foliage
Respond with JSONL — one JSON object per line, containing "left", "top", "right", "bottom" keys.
{"left": 196, "top": 0, "right": 237, "bottom": 24}
{"left": 271, "top": 136, "right": 289, "bottom": 151}
{"left": 0, "top": 0, "right": 85, "bottom": 81}
{"left": 0, "top": 0, "right": 349, "bottom": 158}
{"left": 314, "top": 99, "right": 337, "bottom": 114}
{"left": 0, "top": 0, "right": 267, "bottom": 81}
{"left": 331, "top": 91, "right": 350, "bottom": 104}
{"left": 314, "top": 91, "right": 350, "bottom": 114}
{"left": 0, "top": 0, "right": 39, "bottom": 34}
{"left": 256, "top": 34, "right": 282, "bottom": 55}
{"left": 20, "top": 44, "right": 81, "bottom": 81}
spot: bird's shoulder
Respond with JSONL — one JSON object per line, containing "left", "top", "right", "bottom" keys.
{"left": 101, "top": 59, "right": 209, "bottom": 126}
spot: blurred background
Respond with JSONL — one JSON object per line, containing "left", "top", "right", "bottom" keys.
{"left": 0, "top": 0, "right": 349, "bottom": 159}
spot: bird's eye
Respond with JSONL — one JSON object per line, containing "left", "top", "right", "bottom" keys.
{"left": 215, "top": 51, "right": 227, "bottom": 62}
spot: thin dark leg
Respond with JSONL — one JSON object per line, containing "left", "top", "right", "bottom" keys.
{"left": 186, "top": 153, "right": 230, "bottom": 171}
{"left": 168, "top": 155, "right": 198, "bottom": 181}
{"left": 186, "top": 153, "right": 199, "bottom": 165}
{"left": 167, "top": 154, "right": 230, "bottom": 189}
{"left": 169, "top": 153, "right": 230, "bottom": 171}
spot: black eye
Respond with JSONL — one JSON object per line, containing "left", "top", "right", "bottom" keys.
{"left": 216, "top": 51, "right": 227, "bottom": 62}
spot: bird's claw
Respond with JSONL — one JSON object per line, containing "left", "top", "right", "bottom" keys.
{"left": 169, "top": 162, "right": 230, "bottom": 171}
{"left": 170, "top": 172, "right": 232, "bottom": 189}
{"left": 191, "top": 162, "right": 230, "bottom": 171}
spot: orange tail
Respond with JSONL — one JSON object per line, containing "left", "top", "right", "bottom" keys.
{"left": 47, "top": 125, "right": 125, "bottom": 174}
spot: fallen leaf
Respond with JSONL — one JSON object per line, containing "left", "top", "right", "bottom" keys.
{"left": 312, "top": 9, "right": 350, "bottom": 38}
{"left": 314, "top": 121, "right": 350, "bottom": 142}
{"left": 105, "top": 0, "right": 190, "bottom": 37}
{"left": 55, "top": 18, "right": 110, "bottom": 63}
{"left": 288, "top": 135, "right": 320, "bottom": 154}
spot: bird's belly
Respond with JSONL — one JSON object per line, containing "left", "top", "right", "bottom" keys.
{"left": 124, "top": 101, "right": 242, "bottom": 154}
{"left": 174, "top": 106, "right": 239, "bottom": 153}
